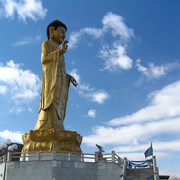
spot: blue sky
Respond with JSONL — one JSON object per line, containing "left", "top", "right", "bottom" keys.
{"left": 0, "top": 0, "right": 180, "bottom": 177}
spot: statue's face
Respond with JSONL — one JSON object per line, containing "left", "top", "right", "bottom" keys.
{"left": 53, "top": 26, "right": 66, "bottom": 44}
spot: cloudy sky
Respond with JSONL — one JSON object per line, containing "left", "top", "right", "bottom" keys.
{"left": 0, "top": 0, "right": 180, "bottom": 177}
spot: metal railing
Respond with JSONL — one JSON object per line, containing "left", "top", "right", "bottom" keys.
{"left": 120, "top": 156, "right": 159, "bottom": 180}
{"left": 0, "top": 150, "right": 124, "bottom": 167}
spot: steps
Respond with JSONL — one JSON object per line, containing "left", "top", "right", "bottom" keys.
{"left": 126, "top": 167, "right": 154, "bottom": 180}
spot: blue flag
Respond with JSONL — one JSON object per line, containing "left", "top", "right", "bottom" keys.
{"left": 144, "top": 143, "right": 153, "bottom": 158}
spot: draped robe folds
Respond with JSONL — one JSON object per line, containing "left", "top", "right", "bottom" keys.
{"left": 34, "top": 40, "right": 70, "bottom": 130}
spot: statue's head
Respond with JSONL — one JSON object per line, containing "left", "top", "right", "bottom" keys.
{"left": 47, "top": 19, "right": 67, "bottom": 44}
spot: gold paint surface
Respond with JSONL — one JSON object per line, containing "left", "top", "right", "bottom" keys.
{"left": 34, "top": 21, "right": 77, "bottom": 130}
{"left": 22, "top": 129, "right": 82, "bottom": 153}
{"left": 22, "top": 20, "right": 81, "bottom": 153}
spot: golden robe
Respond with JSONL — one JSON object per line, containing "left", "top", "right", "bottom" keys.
{"left": 34, "top": 40, "right": 70, "bottom": 130}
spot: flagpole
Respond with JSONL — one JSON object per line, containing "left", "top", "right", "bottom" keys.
{"left": 153, "top": 156, "right": 159, "bottom": 180}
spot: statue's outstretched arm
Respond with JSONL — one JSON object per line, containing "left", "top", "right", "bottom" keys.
{"left": 68, "top": 75, "right": 78, "bottom": 87}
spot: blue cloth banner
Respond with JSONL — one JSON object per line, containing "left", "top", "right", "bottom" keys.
{"left": 144, "top": 144, "right": 153, "bottom": 158}
{"left": 120, "top": 174, "right": 124, "bottom": 177}
{"left": 147, "top": 175, "right": 154, "bottom": 180}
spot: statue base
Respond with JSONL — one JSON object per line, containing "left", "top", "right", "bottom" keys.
{"left": 22, "top": 129, "right": 82, "bottom": 153}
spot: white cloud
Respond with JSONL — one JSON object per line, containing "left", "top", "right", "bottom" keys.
{"left": 27, "top": 106, "right": 33, "bottom": 112}
{"left": 91, "top": 90, "right": 109, "bottom": 104}
{"left": 136, "top": 59, "right": 178, "bottom": 79}
{"left": 69, "top": 12, "right": 134, "bottom": 72}
{"left": 84, "top": 117, "right": 180, "bottom": 146}
{"left": 9, "top": 106, "right": 32, "bottom": 113}
{"left": 79, "top": 86, "right": 109, "bottom": 104}
{"left": 82, "top": 28, "right": 103, "bottom": 38}
{"left": 118, "top": 151, "right": 170, "bottom": 161}
{"left": 9, "top": 107, "right": 24, "bottom": 114}
{"left": 69, "top": 32, "right": 82, "bottom": 49}
{"left": 12, "top": 35, "right": 41, "bottom": 46}
{"left": 99, "top": 43, "right": 133, "bottom": 71}
{"left": 0, "top": 60, "right": 41, "bottom": 103}
{"left": 12, "top": 37, "right": 32, "bottom": 46}
{"left": 0, "top": 0, "right": 47, "bottom": 22}
{"left": 78, "top": 83, "right": 94, "bottom": 92}
{"left": 69, "top": 68, "right": 109, "bottom": 104}
{"left": 69, "top": 12, "right": 134, "bottom": 49}
{"left": 88, "top": 109, "right": 96, "bottom": 118}
{"left": 0, "top": 85, "right": 7, "bottom": 94}
{"left": 108, "top": 80, "right": 180, "bottom": 126}
{"left": 0, "top": 130, "right": 23, "bottom": 143}
{"left": 69, "top": 28, "right": 103, "bottom": 49}
{"left": 114, "top": 140, "right": 180, "bottom": 153}
{"left": 102, "top": 12, "right": 134, "bottom": 40}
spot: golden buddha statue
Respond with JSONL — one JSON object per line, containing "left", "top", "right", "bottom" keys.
{"left": 34, "top": 20, "right": 77, "bottom": 130}
{"left": 22, "top": 20, "right": 82, "bottom": 153}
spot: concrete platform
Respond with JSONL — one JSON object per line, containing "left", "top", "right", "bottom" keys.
{"left": 0, "top": 151, "right": 162, "bottom": 180}
{"left": 0, "top": 160, "right": 123, "bottom": 180}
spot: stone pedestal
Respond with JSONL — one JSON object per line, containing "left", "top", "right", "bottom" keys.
{"left": 22, "top": 129, "right": 82, "bottom": 153}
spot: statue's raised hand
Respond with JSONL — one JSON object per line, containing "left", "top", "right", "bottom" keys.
{"left": 61, "top": 40, "right": 69, "bottom": 55}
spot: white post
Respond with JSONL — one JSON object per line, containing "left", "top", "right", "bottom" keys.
{"left": 22, "top": 152, "right": 25, "bottom": 161}
{"left": 121, "top": 157, "right": 127, "bottom": 180}
{"left": 53, "top": 148, "right": 56, "bottom": 160}
{"left": 81, "top": 153, "right": 84, "bottom": 162}
{"left": 7, "top": 152, "right": 11, "bottom": 162}
{"left": 37, "top": 152, "right": 40, "bottom": 161}
{"left": 153, "top": 156, "right": 159, "bottom": 180}
{"left": 95, "top": 152, "right": 98, "bottom": 162}
{"left": 3, "top": 155, "right": 6, "bottom": 163}
{"left": 112, "top": 151, "right": 115, "bottom": 163}
{"left": 68, "top": 153, "right": 71, "bottom": 161}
